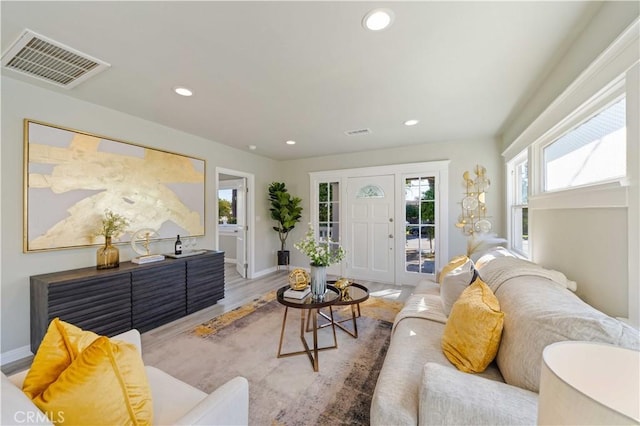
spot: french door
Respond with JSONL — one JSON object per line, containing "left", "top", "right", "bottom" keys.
{"left": 310, "top": 161, "right": 449, "bottom": 286}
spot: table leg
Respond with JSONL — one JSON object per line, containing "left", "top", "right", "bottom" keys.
{"left": 312, "top": 308, "right": 319, "bottom": 371}
{"left": 277, "top": 306, "right": 337, "bottom": 371}
{"left": 277, "top": 306, "right": 289, "bottom": 357}
{"left": 350, "top": 304, "right": 359, "bottom": 338}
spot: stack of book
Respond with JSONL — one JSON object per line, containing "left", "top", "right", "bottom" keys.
{"left": 283, "top": 286, "right": 311, "bottom": 299}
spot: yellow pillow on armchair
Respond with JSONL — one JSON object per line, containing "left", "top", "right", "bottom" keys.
{"left": 441, "top": 278, "right": 504, "bottom": 373}
{"left": 22, "top": 318, "right": 99, "bottom": 399}
{"left": 32, "top": 336, "right": 153, "bottom": 425}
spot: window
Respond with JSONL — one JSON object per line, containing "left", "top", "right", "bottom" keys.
{"left": 218, "top": 188, "right": 237, "bottom": 225}
{"left": 318, "top": 182, "right": 341, "bottom": 254}
{"left": 508, "top": 152, "right": 529, "bottom": 257}
{"left": 543, "top": 97, "right": 626, "bottom": 191}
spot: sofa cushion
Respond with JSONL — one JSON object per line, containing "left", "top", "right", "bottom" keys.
{"left": 495, "top": 276, "right": 640, "bottom": 393}
{"left": 441, "top": 278, "right": 504, "bottom": 373}
{"left": 22, "top": 318, "right": 99, "bottom": 399}
{"left": 440, "top": 257, "right": 475, "bottom": 316}
{"left": 419, "top": 363, "right": 538, "bottom": 426}
{"left": 32, "top": 336, "right": 153, "bottom": 425}
{"left": 145, "top": 366, "right": 207, "bottom": 424}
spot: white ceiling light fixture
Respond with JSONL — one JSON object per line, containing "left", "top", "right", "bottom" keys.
{"left": 248, "top": 145, "right": 257, "bottom": 150}
{"left": 173, "top": 86, "right": 193, "bottom": 97}
{"left": 404, "top": 119, "right": 419, "bottom": 126}
{"left": 286, "top": 140, "right": 296, "bottom": 145}
{"left": 362, "top": 8, "right": 394, "bottom": 31}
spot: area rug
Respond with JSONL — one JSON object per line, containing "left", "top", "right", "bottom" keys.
{"left": 142, "top": 291, "right": 403, "bottom": 425}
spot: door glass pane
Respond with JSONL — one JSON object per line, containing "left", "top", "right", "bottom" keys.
{"left": 405, "top": 177, "right": 436, "bottom": 275}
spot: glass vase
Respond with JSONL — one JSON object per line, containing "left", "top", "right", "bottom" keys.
{"left": 96, "top": 236, "right": 119, "bottom": 269}
{"left": 310, "top": 265, "right": 327, "bottom": 301}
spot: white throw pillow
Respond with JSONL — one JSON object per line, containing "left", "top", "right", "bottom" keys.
{"left": 440, "top": 258, "right": 476, "bottom": 316}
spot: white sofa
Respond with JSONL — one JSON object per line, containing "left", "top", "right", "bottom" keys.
{"left": 1, "top": 329, "right": 249, "bottom": 426}
{"left": 371, "top": 249, "right": 640, "bottom": 425}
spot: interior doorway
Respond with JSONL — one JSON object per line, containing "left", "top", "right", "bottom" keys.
{"left": 216, "top": 168, "right": 255, "bottom": 279}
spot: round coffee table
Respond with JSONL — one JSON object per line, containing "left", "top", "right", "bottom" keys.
{"left": 276, "top": 285, "right": 340, "bottom": 372}
{"left": 312, "top": 282, "right": 369, "bottom": 338}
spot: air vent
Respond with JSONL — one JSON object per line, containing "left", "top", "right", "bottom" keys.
{"left": 344, "top": 128, "right": 372, "bottom": 136}
{"left": 1, "top": 29, "right": 110, "bottom": 89}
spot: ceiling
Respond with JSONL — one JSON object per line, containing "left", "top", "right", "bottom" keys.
{"left": 1, "top": 1, "right": 600, "bottom": 161}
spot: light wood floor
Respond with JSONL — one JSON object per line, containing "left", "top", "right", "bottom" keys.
{"left": 142, "top": 263, "right": 414, "bottom": 351}
{"left": 2, "top": 264, "right": 415, "bottom": 374}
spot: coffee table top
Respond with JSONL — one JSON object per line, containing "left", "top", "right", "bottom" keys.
{"left": 277, "top": 285, "right": 340, "bottom": 309}
{"left": 327, "top": 281, "right": 369, "bottom": 305}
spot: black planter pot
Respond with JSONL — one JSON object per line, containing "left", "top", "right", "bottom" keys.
{"left": 277, "top": 250, "right": 290, "bottom": 266}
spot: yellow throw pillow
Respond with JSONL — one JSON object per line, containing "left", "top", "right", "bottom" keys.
{"left": 32, "top": 336, "right": 153, "bottom": 425}
{"left": 22, "top": 318, "right": 99, "bottom": 399}
{"left": 441, "top": 278, "right": 504, "bottom": 373}
{"left": 437, "top": 255, "right": 470, "bottom": 284}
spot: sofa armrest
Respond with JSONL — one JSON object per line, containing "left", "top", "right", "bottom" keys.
{"left": 174, "top": 376, "right": 249, "bottom": 426}
{"left": 419, "top": 363, "right": 538, "bottom": 426}
{"left": 1, "top": 373, "right": 54, "bottom": 425}
{"left": 112, "top": 329, "right": 142, "bottom": 355}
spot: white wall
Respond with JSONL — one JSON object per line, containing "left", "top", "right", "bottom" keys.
{"left": 0, "top": 77, "right": 281, "bottom": 355}
{"left": 280, "top": 138, "right": 504, "bottom": 269}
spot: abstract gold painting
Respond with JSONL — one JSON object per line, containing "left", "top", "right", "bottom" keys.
{"left": 24, "top": 119, "right": 205, "bottom": 252}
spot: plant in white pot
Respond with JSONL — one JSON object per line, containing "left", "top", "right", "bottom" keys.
{"left": 268, "top": 182, "right": 303, "bottom": 266}
{"left": 295, "top": 225, "right": 346, "bottom": 300}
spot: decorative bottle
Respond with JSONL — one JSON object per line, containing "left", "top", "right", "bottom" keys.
{"left": 175, "top": 235, "right": 182, "bottom": 255}
{"left": 96, "top": 236, "right": 119, "bottom": 269}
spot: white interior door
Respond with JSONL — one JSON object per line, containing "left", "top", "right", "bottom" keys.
{"left": 235, "top": 178, "right": 247, "bottom": 278}
{"left": 346, "top": 175, "right": 395, "bottom": 283}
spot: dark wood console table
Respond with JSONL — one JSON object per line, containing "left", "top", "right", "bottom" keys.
{"left": 30, "top": 250, "right": 224, "bottom": 353}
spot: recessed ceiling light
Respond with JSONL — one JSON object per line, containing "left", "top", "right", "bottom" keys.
{"left": 404, "top": 119, "right": 419, "bottom": 126}
{"left": 363, "top": 8, "right": 394, "bottom": 31}
{"left": 248, "top": 145, "right": 257, "bottom": 150}
{"left": 173, "top": 86, "right": 193, "bottom": 97}
{"left": 286, "top": 140, "right": 296, "bottom": 145}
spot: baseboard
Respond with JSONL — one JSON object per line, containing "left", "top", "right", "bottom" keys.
{"left": 224, "top": 258, "right": 237, "bottom": 264}
{"left": 1, "top": 345, "right": 32, "bottom": 366}
{"left": 252, "top": 266, "right": 279, "bottom": 279}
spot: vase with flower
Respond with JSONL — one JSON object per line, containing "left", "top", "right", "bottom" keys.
{"left": 95, "top": 209, "right": 129, "bottom": 270}
{"left": 294, "top": 226, "right": 346, "bottom": 300}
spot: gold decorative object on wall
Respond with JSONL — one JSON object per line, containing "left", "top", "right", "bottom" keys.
{"left": 23, "top": 119, "right": 205, "bottom": 252}
{"left": 455, "top": 165, "right": 492, "bottom": 237}
{"left": 288, "top": 268, "right": 310, "bottom": 290}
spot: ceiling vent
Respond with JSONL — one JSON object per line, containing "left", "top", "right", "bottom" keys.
{"left": 1, "top": 29, "right": 110, "bottom": 89}
{"left": 344, "top": 128, "right": 372, "bottom": 136}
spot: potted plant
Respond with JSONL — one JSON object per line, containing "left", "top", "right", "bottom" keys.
{"left": 268, "top": 182, "right": 303, "bottom": 266}
{"left": 294, "top": 225, "right": 346, "bottom": 299}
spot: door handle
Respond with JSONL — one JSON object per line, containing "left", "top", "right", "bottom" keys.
{"left": 389, "top": 234, "right": 393, "bottom": 238}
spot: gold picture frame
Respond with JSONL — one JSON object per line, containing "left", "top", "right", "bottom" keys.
{"left": 23, "top": 119, "right": 206, "bottom": 252}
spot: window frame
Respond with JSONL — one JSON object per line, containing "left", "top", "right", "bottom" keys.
{"left": 530, "top": 80, "right": 627, "bottom": 199}
{"left": 506, "top": 150, "right": 530, "bottom": 258}
{"left": 540, "top": 94, "right": 627, "bottom": 194}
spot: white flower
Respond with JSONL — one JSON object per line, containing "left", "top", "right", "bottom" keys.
{"left": 294, "top": 226, "right": 346, "bottom": 267}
